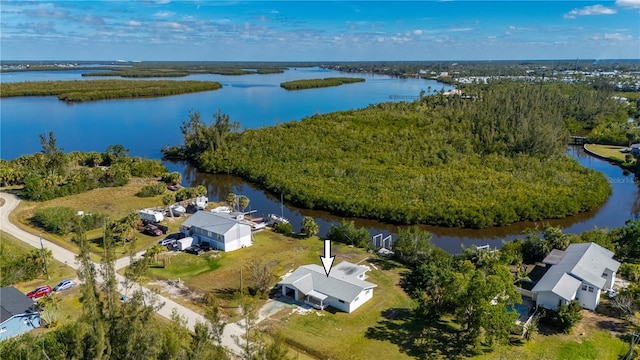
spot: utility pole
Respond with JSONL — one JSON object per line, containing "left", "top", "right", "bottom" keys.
{"left": 39, "top": 234, "right": 50, "bottom": 280}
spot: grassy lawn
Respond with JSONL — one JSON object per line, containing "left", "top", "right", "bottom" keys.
{"left": 136, "top": 229, "right": 415, "bottom": 359}
{"left": 1, "top": 230, "right": 82, "bottom": 327}
{"left": 8, "top": 179, "right": 188, "bottom": 260}
{"left": 584, "top": 144, "right": 634, "bottom": 163}
{"left": 473, "top": 329, "right": 628, "bottom": 360}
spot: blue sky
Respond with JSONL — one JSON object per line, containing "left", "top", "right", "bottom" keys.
{"left": 1, "top": 1, "right": 639, "bottom": 61}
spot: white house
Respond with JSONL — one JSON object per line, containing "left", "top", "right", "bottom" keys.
{"left": 0, "top": 286, "right": 41, "bottom": 340}
{"left": 630, "top": 143, "right": 640, "bottom": 156}
{"left": 180, "top": 211, "right": 252, "bottom": 252}
{"left": 532, "top": 243, "right": 620, "bottom": 311}
{"left": 278, "top": 261, "right": 377, "bottom": 313}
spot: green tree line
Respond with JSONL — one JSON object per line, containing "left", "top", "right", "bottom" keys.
{"left": 1, "top": 80, "right": 222, "bottom": 102}
{"left": 280, "top": 77, "right": 365, "bottom": 90}
{"left": 1, "top": 133, "right": 167, "bottom": 201}
{"left": 165, "top": 83, "right": 616, "bottom": 228}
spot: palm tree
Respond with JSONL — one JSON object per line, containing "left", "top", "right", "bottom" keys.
{"left": 227, "top": 192, "right": 237, "bottom": 212}
{"left": 238, "top": 195, "right": 249, "bottom": 213}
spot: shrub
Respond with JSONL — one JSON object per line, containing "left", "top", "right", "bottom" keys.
{"left": 273, "top": 222, "right": 292, "bottom": 235}
{"left": 32, "top": 207, "right": 76, "bottom": 235}
{"left": 130, "top": 159, "right": 167, "bottom": 178}
{"left": 538, "top": 301, "right": 583, "bottom": 334}
{"left": 618, "top": 263, "right": 640, "bottom": 282}
{"left": 136, "top": 182, "right": 166, "bottom": 197}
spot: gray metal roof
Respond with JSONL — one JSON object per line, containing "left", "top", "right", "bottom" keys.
{"left": 0, "top": 287, "right": 37, "bottom": 324}
{"left": 531, "top": 265, "right": 581, "bottom": 300}
{"left": 279, "top": 262, "right": 377, "bottom": 303}
{"left": 542, "top": 249, "right": 566, "bottom": 265}
{"left": 181, "top": 211, "right": 250, "bottom": 235}
{"left": 533, "top": 243, "right": 620, "bottom": 296}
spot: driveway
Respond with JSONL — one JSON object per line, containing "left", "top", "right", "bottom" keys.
{"left": 0, "top": 192, "right": 244, "bottom": 356}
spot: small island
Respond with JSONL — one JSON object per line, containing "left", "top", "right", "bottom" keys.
{"left": 280, "top": 77, "right": 365, "bottom": 90}
{"left": 0, "top": 80, "right": 222, "bottom": 102}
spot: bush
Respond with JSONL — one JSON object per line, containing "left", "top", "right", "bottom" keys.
{"left": 273, "top": 222, "right": 292, "bottom": 235}
{"left": 618, "top": 263, "right": 640, "bottom": 282}
{"left": 136, "top": 182, "right": 166, "bottom": 197}
{"left": 130, "top": 159, "right": 167, "bottom": 178}
{"left": 539, "top": 301, "right": 583, "bottom": 334}
{"left": 32, "top": 207, "right": 76, "bottom": 235}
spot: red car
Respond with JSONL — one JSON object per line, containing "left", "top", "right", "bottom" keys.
{"left": 26, "top": 285, "right": 52, "bottom": 300}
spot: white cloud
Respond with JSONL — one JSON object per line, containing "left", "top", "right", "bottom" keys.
{"left": 616, "top": 0, "right": 640, "bottom": 8}
{"left": 154, "top": 11, "right": 175, "bottom": 17}
{"left": 413, "top": 29, "right": 423, "bottom": 35}
{"left": 564, "top": 4, "right": 617, "bottom": 19}
{"left": 604, "top": 33, "right": 633, "bottom": 41}
{"left": 125, "top": 20, "right": 141, "bottom": 26}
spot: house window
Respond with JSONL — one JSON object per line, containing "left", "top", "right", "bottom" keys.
{"left": 602, "top": 272, "right": 608, "bottom": 278}
{"left": 0, "top": 327, "right": 6, "bottom": 333}
{"left": 207, "top": 231, "right": 212, "bottom": 237}
{"left": 338, "top": 299, "right": 345, "bottom": 304}
{"left": 217, "top": 234, "right": 222, "bottom": 240}
{"left": 588, "top": 286, "right": 594, "bottom": 293}
{"left": 581, "top": 285, "right": 587, "bottom": 291}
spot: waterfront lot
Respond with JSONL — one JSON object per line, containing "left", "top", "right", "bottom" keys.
{"left": 8, "top": 179, "right": 186, "bottom": 260}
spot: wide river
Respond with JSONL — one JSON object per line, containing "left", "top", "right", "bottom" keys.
{"left": 1, "top": 67, "right": 638, "bottom": 253}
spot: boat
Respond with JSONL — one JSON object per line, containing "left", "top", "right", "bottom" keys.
{"left": 267, "top": 213, "right": 289, "bottom": 225}
{"left": 169, "top": 204, "right": 186, "bottom": 217}
{"left": 210, "top": 206, "right": 232, "bottom": 213}
{"left": 195, "top": 196, "right": 208, "bottom": 210}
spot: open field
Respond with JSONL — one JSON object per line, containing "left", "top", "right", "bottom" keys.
{"left": 1, "top": 230, "right": 82, "bottom": 327}
{"left": 584, "top": 143, "right": 634, "bottom": 163}
{"left": 8, "top": 179, "right": 186, "bottom": 260}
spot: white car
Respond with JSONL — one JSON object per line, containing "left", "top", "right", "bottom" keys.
{"left": 53, "top": 279, "right": 75, "bottom": 292}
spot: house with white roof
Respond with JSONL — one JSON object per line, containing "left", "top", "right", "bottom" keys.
{"left": 532, "top": 242, "right": 620, "bottom": 311}
{"left": 278, "top": 261, "right": 377, "bottom": 313}
{"left": 180, "top": 210, "right": 252, "bottom": 252}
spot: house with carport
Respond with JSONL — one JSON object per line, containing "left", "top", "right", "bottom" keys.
{"left": 0, "top": 286, "right": 41, "bottom": 340}
{"left": 531, "top": 242, "right": 620, "bottom": 311}
{"left": 277, "top": 261, "right": 377, "bottom": 313}
{"left": 180, "top": 211, "right": 252, "bottom": 252}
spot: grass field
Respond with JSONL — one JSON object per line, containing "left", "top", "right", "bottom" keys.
{"left": 138, "top": 228, "right": 415, "bottom": 359}
{"left": 472, "top": 329, "right": 628, "bottom": 360}
{"left": 584, "top": 144, "right": 634, "bottom": 163}
{"left": 1, "top": 231, "right": 82, "bottom": 327}
{"left": 8, "top": 179, "right": 189, "bottom": 260}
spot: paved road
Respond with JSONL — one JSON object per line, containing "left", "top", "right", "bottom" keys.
{"left": 0, "top": 192, "right": 244, "bottom": 356}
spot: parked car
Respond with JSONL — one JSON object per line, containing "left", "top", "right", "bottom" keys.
{"left": 184, "top": 245, "right": 204, "bottom": 255}
{"left": 143, "top": 224, "right": 163, "bottom": 236}
{"left": 53, "top": 279, "right": 75, "bottom": 292}
{"left": 26, "top": 285, "right": 52, "bottom": 299}
{"left": 156, "top": 224, "right": 169, "bottom": 234}
{"left": 199, "top": 242, "right": 211, "bottom": 252}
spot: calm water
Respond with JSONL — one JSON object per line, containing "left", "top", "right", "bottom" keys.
{"left": 1, "top": 68, "right": 638, "bottom": 253}
{"left": 1, "top": 67, "right": 447, "bottom": 159}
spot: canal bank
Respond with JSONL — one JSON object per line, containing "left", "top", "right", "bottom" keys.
{"left": 168, "top": 145, "right": 639, "bottom": 254}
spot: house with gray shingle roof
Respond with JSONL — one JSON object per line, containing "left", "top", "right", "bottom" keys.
{"left": 278, "top": 261, "right": 377, "bottom": 313}
{"left": 180, "top": 211, "right": 252, "bottom": 252}
{"left": 532, "top": 243, "right": 620, "bottom": 311}
{"left": 0, "top": 286, "right": 41, "bottom": 340}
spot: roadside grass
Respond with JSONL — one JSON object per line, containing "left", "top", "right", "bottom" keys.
{"left": 1, "top": 230, "right": 82, "bottom": 327}
{"left": 584, "top": 144, "right": 634, "bottom": 164}
{"left": 8, "top": 178, "right": 185, "bottom": 260}
{"left": 472, "top": 329, "right": 628, "bottom": 360}
{"left": 148, "top": 252, "right": 221, "bottom": 281}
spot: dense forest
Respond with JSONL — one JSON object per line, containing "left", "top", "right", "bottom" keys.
{"left": 280, "top": 77, "right": 365, "bottom": 90}
{"left": 163, "top": 83, "right": 630, "bottom": 228}
{"left": 0, "top": 80, "right": 222, "bottom": 102}
{"left": 82, "top": 66, "right": 285, "bottom": 78}
{"left": 0, "top": 133, "right": 167, "bottom": 201}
